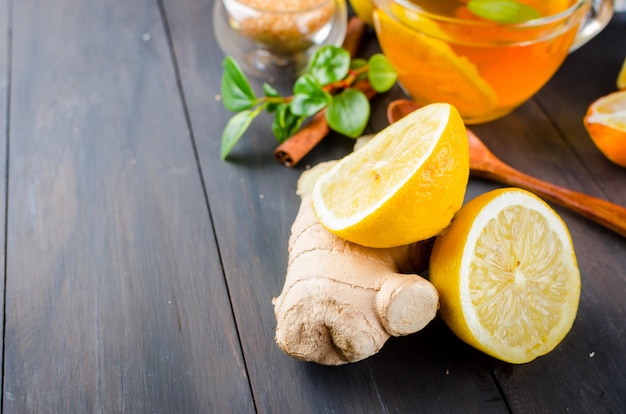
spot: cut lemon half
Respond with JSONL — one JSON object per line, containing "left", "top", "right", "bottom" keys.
{"left": 583, "top": 90, "right": 626, "bottom": 167}
{"left": 311, "top": 102, "right": 469, "bottom": 248}
{"left": 348, "top": 0, "right": 375, "bottom": 25}
{"left": 517, "top": 0, "right": 571, "bottom": 16}
{"left": 430, "top": 188, "right": 581, "bottom": 364}
{"left": 617, "top": 57, "right": 626, "bottom": 91}
{"left": 373, "top": 9, "right": 497, "bottom": 119}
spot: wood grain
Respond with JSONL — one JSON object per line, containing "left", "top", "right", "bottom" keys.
{"left": 535, "top": 12, "right": 626, "bottom": 208}
{"left": 0, "top": 0, "right": 8, "bottom": 410}
{"left": 489, "top": 13, "right": 626, "bottom": 413}
{"left": 2, "top": 0, "right": 625, "bottom": 412}
{"left": 4, "top": 0, "right": 253, "bottom": 412}
{"left": 166, "top": 1, "right": 508, "bottom": 412}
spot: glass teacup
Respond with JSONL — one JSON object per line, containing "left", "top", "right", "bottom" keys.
{"left": 372, "top": 0, "right": 613, "bottom": 124}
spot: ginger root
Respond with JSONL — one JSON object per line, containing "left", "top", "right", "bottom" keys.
{"left": 273, "top": 164, "right": 439, "bottom": 365}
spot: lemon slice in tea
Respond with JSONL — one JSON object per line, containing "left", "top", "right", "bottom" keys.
{"left": 373, "top": 9, "right": 497, "bottom": 118}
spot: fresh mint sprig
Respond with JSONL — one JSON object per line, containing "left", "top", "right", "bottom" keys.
{"left": 220, "top": 45, "right": 398, "bottom": 160}
{"left": 467, "top": 0, "right": 541, "bottom": 24}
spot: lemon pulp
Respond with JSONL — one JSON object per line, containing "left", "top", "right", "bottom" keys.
{"left": 431, "top": 188, "right": 580, "bottom": 363}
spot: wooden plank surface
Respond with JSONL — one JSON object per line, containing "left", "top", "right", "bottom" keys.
{"left": 487, "top": 14, "right": 626, "bottom": 412}
{"left": 3, "top": 0, "right": 625, "bottom": 412}
{"left": 166, "top": 1, "right": 508, "bottom": 412}
{"left": 536, "top": 12, "right": 626, "bottom": 206}
{"left": 4, "top": 0, "right": 254, "bottom": 412}
{"left": 0, "top": 0, "right": 8, "bottom": 409}
{"left": 167, "top": 1, "right": 625, "bottom": 411}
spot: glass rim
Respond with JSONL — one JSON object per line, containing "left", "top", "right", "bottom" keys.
{"left": 388, "top": 0, "right": 591, "bottom": 28}
{"left": 223, "top": 0, "right": 335, "bottom": 15}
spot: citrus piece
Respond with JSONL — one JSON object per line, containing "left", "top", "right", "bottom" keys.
{"left": 617, "top": 57, "right": 626, "bottom": 90}
{"left": 311, "top": 103, "right": 469, "bottom": 248}
{"left": 389, "top": 2, "right": 449, "bottom": 40}
{"left": 296, "top": 161, "right": 337, "bottom": 197}
{"left": 429, "top": 188, "right": 581, "bottom": 364}
{"left": 517, "top": 0, "right": 571, "bottom": 16}
{"left": 348, "top": 0, "right": 375, "bottom": 25}
{"left": 583, "top": 90, "right": 626, "bottom": 167}
{"left": 373, "top": 9, "right": 497, "bottom": 118}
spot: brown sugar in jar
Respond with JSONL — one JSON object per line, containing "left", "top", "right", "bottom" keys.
{"left": 225, "top": 0, "right": 336, "bottom": 56}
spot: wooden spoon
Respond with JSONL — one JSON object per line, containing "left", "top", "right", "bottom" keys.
{"left": 387, "top": 99, "right": 626, "bottom": 238}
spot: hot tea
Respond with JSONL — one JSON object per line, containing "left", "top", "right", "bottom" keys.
{"left": 373, "top": 0, "right": 597, "bottom": 123}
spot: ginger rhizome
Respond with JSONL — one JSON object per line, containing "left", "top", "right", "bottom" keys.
{"left": 273, "top": 164, "right": 439, "bottom": 365}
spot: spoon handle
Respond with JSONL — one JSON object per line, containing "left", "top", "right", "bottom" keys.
{"left": 482, "top": 161, "right": 626, "bottom": 238}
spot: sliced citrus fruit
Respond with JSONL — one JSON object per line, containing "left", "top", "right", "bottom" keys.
{"left": 429, "top": 188, "right": 581, "bottom": 364}
{"left": 311, "top": 103, "right": 469, "bottom": 248}
{"left": 373, "top": 9, "right": 497, "bottom": 119}
{"left": 389, "top": 2, "right": 450, "bottom": 40}
{"left": 296, "top": 161, "right": 337, "bottom": 197}
{"left": 517, "top": 0, "right": 571, "bottom": 17}
{"left": 617, "top": 57, "right": 626, "bottom": 91}
{"left": 583, "top": 90, "right": 626, "bottom": 167}
{"left": 348, "top": 0, "right": 375, "bottom": 25}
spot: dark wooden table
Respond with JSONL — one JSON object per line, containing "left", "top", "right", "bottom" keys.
{"left": 2, "top": 1, "right": 625, "bottom": 412}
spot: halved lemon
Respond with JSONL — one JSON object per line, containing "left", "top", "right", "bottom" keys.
{"left": 583, "top": 90, "right": 626, "bottom": 167}
{"left": 348, "top": 0, "right": 375, "bottom": 25}
{"left": 617, "top": 57, "right": 626, "bottom": 91}
{"left": 429, "top": 188, "right": 581, "bottom": 364}
{"left": 311, "top": 103, "right": 469, "bottom": 248}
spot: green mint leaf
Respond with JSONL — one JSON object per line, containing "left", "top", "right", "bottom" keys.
{"left": 272, "top": 105, "right": 305, "bottom": 143}
{"left": 221, "top": 109, "right": 258, "bottom": 159}
{"left": 290, "top": 74, "right": 332, "bottom": 117}
{"left": 263, "top": 83, "right": 282, "bottom": 113}
{"left": 350, "top": 58, "right": 368, "bottom": 70}
{"left": 350, "top": 58, "right": 369, "bottom": 82}
{"left": 468, "top": 0, "right": 541, "bottom": 23}
{"left": 272, "top": 104, "right": 289, "bottom": 139}
{"left": 326, "top": 89, "right": 370, "bottom": 138}
{"left": 293, "top": 74, "right": 322, "bottom": 96}
{"left": 290, "top": 94, "right": 331, "bottom": 117}
{"left": 368, "top": 54, "right": 398, "bottom": 93}
{"left": 263, "top": 83, "right": 279, "bottom": 97}
{"left": 221, "top": 57, "right": 257, "bottom": 111}
{"left": 308, "top": 46, "right": 350, "bottom": 86}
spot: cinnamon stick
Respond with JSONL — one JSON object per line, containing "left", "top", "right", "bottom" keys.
{"left": 274, "top": 16, "right": 369, "bottom": 167}
{"left": 275, "top": 110, "right": 330, "bottom": 167}
{"left": 342, "top": 16, "right": 366, "bottom": 58}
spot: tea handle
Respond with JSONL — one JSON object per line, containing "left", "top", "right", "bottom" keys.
{"left": 570, "top": 0, "right": 613, "bottom": 51}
